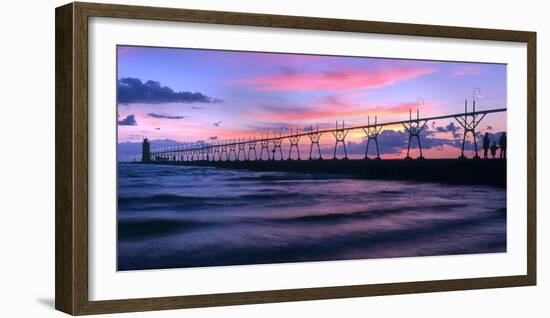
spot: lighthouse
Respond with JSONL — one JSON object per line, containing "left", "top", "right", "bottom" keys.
{"left": 141, "top": 138, "right": 151, "bottom": 162}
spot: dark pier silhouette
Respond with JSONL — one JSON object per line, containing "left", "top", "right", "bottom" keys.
{"left": 143, "top": 159, "right": 506, "bottom": 187}
{"left": 138, "top": 97, "right": 507, "bottom": 187}
{"left": 148, "top": 106, "right": 506, "bottom": 163}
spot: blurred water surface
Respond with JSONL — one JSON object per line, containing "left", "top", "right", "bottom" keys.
{"left": 117, "top": 163, "right": 506, "bottom": 271}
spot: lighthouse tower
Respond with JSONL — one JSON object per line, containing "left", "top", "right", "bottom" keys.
{"left": 141, "top": 138, "right": 151, "bottom": 162}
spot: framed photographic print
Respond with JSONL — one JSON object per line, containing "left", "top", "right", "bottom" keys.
{"left": 55, "top": 2, "right": 536, "bottom": 315}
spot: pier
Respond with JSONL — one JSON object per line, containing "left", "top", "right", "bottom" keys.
{"left": 148, "top": 105, "right": 505, "bottom": 162}
{"left": 147, "top": 158, "right": 506, "bottom": 187}
{"left": 138, "top": 100, "right": 507, "bottom": 187}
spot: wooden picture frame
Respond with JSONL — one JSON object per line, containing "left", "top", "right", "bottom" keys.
{"left": 56, "top": 1, "right": 536, "bottom": 315}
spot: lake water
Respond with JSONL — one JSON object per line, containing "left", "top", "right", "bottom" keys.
{"left": 117, "top": 163, "right": 506, "bottom": 271}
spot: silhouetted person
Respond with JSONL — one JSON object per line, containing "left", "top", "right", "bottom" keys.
{"left": 482, "top": 132, "right": 490, "bottom": 159}
{"left": 499, "top": 132, "right": 507, "bottom": 158}
{"left": 490, "top": 142, "right": 499, "bottom": 159}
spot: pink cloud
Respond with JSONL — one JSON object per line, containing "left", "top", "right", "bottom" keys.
{"left": 451, "top": 65, "right": 482, "bottom": 77}
{"left": 245, "top": 97, "right": 434, "bottom": 122}
{"left": 233, "top": 65, "right": 438, "bottom": 92}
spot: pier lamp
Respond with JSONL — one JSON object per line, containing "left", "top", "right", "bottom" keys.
{"left": 416, "top": 98, "right": 425, "bottom": 120}
{"left": 472, "top": 88, "right": 482, "bottom": 113}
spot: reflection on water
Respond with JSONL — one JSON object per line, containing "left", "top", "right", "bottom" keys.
{"left": 117, "top": 163, "right": 506, "bottom": 271}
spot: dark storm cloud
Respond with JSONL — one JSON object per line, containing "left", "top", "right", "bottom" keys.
{"left": 147, "top": 113, "right": 186, "bottom": 119}
{"left": 118, "top": 78, "right": 222, "bottom": 104}
{"left": 118, "top": 114, "right": 137, "bottom": 126}
{"left": 434, "top": 122, "right": 462, "bottom": 138}
{"left": 346, "top": 127, "right": 487, "bottom": 156}
{"left": 346, "top": 130, "right": 407, "bottom": 155}
{"left": 377, "top": 130, "right": 410, "bottom": 153}
{"left": 446, "top": 122, "right": 460, "bottom": 134}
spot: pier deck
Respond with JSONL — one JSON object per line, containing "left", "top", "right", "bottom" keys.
{"left": 139, "top": 159, "right": 506, "bottom": 187}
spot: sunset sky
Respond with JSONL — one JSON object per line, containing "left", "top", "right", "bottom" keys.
{"left": 117, "top": 45, "right": 507, "bottom": 161}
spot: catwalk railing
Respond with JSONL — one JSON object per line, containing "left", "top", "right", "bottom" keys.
{"left": 149, "top": 105, "right": 506, "bottom": 162}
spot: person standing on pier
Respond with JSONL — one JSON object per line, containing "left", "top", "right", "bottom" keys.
{"left": 498, "top": 132, "right": 507, "bottom": 159}
{"left": 490, "top": 141, "right": 499, "bottom": 159}
{"left": 482, "top": 133, "right": 490, "bottom": 159}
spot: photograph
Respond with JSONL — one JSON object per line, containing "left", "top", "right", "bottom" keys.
{"left": 42, "top": 0, "right": 541, "bottom": 315}
{"left": 116, "top": 45, "right": 508, "bottom": 271}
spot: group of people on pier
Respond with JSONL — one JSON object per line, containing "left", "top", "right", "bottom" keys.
{"left": 482, "top": 132, "right": 506, "bottom": 159}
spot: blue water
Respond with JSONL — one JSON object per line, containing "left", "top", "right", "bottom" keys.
{"left": 117, "top": 163, "right": 506, "bottom": 271}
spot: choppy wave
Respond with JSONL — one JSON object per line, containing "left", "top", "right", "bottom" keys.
{"left": 117, "top": 163, "right": 506, "bottom": 271}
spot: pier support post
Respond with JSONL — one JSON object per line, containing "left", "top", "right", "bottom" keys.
{"left": 307, "top": 125, "right": 323, "bottom": 160}
{"left": 237, "top": 138, "right": 246, "bottom": 161}
{"left": 271, "top": 133, "right": 283, "bottom": 161}
{"left": 228, "top": 141, "right": 237, "bottom": 161}
{"left": 247, "top": 138, "right": 257, "bottom": 161}
{"left": 455, "top": 99, "right": 485, "bottom": 159}
{"left": 259, "top": 132, "right": 270, "bottom": 161}
{"left": 212, "top": 145, "right": 220, "bottom": 161}
{"left": 402, "top": 101, "right": 428, "bottom": 159}
{"left": 206, "top": 147, "right": 213, "bottom": 161}
{"left": 220, "top": 143, "right": 229, "bottom": 161}
{"left": 171, "top": 149, "right": 176, "bottom": 161}
{"left": 332, "top": 121, "right": 349, "bottom": 160}
{"left": 287, "top": 128, "right": 301, "bottom": 160}
{"left": 362, "top": 115, "right": 383, "bottom": 160}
